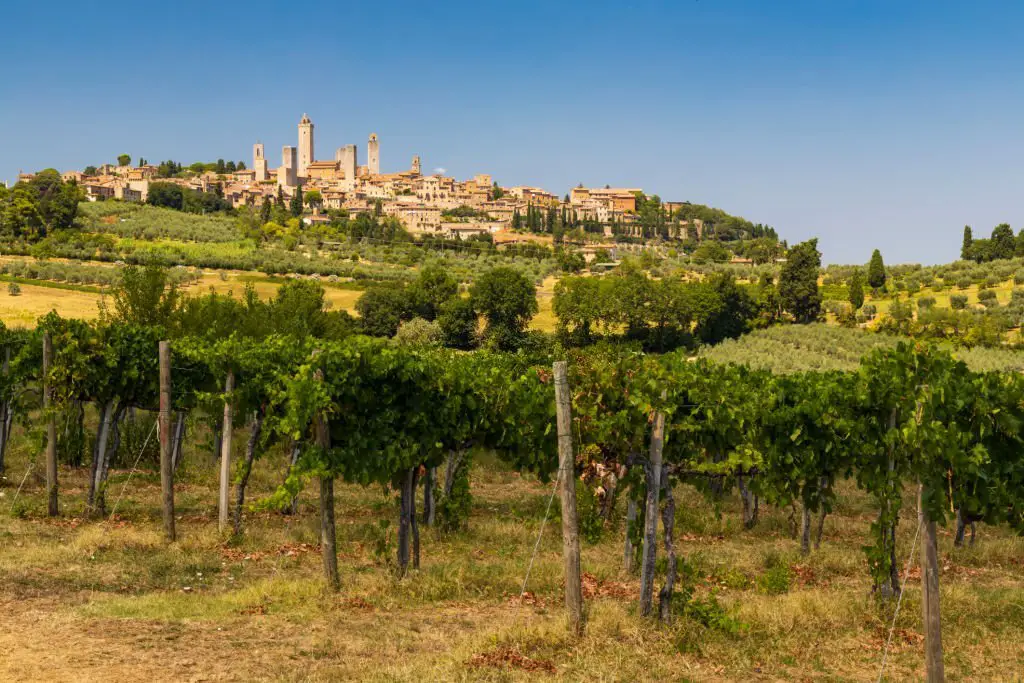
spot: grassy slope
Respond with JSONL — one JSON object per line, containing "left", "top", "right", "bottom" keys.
{"left": 2, "top": 415, "right": 1023, "bottom": 681}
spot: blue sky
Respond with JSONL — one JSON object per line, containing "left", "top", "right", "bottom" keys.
{"left": 2, "top": 0, "right": 1023, "bottom": 265}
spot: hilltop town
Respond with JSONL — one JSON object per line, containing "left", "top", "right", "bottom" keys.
{"left": 42, "top": 113, "right": 738, "bottom": 247}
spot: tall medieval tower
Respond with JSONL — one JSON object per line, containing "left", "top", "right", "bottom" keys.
{"left": 279, "top": 146, "right": 297, "bottom": 187}
{"left": 298, "top": 114, "right": 314, "bottom": 178}
{"left": 253, "top": 143, "right": 268, "bottom": 182}
{"left": 367, "top": 133, "right": 380, "bottom": 175}
{"left": 411, "top": 155, "right": 421, "bottom": 175}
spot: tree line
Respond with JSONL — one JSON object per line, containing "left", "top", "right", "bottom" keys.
{"left": 0, "top": 169, "right": 83, "bottom": 240}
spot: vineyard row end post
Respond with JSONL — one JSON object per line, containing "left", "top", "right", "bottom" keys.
{"left": 553, "top": 360, "right": 584, "bottom": 636}
{"left": 43, "top": 332, "right": 58, "bottom": 516}
{"left": 218, "top": 370, "right": 235, "bottom": 534}
{"left": 158, "top": 341, "right": 175, "bottom": 541}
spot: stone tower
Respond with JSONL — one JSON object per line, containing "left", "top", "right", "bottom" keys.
{"left": 336, "top": 144, "right": 358, "bottom": 183}
{"left": 367, "top": 133, "right": 379, "bottom": 175}
{"left": 411, "top": 155, "right": 421, "bottom": 175}
{"left": 278, "top": 146, "right": 297, "bottom": 187}
{"left": 298, "top": 114, "right": 314, "bottom": 178}
{"left": 253, "top": 143, "right": 267, "bottom": 182}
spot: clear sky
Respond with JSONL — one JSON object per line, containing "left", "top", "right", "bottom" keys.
{"left": 2, "top": 0, "right": 1022, "bottom": 265}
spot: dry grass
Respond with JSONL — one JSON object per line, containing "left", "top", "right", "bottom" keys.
{"left": 0, "top": 269, "right": 369, "bottom": 328}
{"left": 0, "top": 282, "right": 101, "bottom": 327}
{"left": 2, "top": 414, "right": 1023, "bottom": 682}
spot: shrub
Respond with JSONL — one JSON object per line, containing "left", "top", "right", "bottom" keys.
{"left": 950, "top": 294, "right": 968, "bottom": 310}
{"left": 7, "top": 283, "right": 20, "bottom": 296}
{"left": 757, "top": 552, "right": 793, "bottom": 595}
{"left": 1014, "top": 271, "right": 1024, "bottom": 285}
{"left": 958, "top": 278, "right": 973, "bottom": 290}
{"left": 393, "top": 317, "right": 442, "bottom": 347}
{"left": 917, "top": 297, "right": 936, "bottom": 311}
{"left": 861, "top": 303, "right": 877, "bottom": 320}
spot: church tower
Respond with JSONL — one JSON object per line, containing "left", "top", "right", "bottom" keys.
{"left": 298, "top": 114, "right": 314, "bottom": 178}
{"left": 411, "top": 155, "right": 421, "bottom": 175}
{"left": 367, "top": 133, "right": 380, "bottom": 175}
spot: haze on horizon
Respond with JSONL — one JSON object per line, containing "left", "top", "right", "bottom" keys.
{"left": 2, "top": 0, "right": 1023, "bottom": 265}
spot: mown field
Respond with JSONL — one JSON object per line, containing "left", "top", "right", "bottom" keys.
{"left": 2, "top": 414, "right": 1023, "bottom": 682}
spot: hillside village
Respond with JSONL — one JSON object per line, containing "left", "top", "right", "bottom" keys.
{"left": 36, "top": 113, "right": 712, "bottom": 247}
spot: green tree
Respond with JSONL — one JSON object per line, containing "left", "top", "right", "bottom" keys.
{"left": 410, "top": 264, "right": 458, "bottom": 320}
{"left": 28, "top": 169, "right": 82, "bottom": 231}
{"left": 696, "top": 273, "right": 755, "bottom": 343}
{"left": 867, "top": 249, "right": 887, "bottom": 289}
{"left": 437, "top": 297, "right": 478, "bottom": 349}
{"left": 259, "top": 197, "right": 272, "bottom": 225}
{"left": 469, "top": 267, "right": 538, "bottom": 350}
{"left": 290, "top": 186, "right": 304, "bottom": 217}
{"left": 2, "top": 188, "right": 45, "bottom": 239}
{"left": 848, "top": 269, "right": 865, "bottom": 310}
{"left": 691, "top": 240, "right": 730, "bottom": 264}
{"left": 117, "top": 154, "right": 132, "bottom": 167}
{"left": 147, "top": 182, "right": 185, "bottom": 210}
{"left": 491, "top": 182, "right": 504, "bottom": 200}
{"left": 268, "top": 280, "right": 330, "bottom": 337}
{"left": 103, "top": 264, "right": 181, "bottom": 328}
{"left": 991, "top": 223, "right": 1015, "bottom": 260}
{"left": 304, "top": 190, "right": 323, "bottom": 209}
{"left": 961, "top": 225, "right": 973, "bottom": 260}
{"left": 83, "top": 165, "right": 98, "bottom": 176}
{"left": 779, "top": 239, "right": 822, "bottom": 323}
{"left": 356, "top": 286, "right": 414, "bottom": 337}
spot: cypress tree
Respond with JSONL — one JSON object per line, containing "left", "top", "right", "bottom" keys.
{"left": 961, "top": 225, "right": 973, "bottom": 260}
{"left": 848, "top": 269, "right": 865, "bottom": 310}
{"left": 778, "top": 239, "right": 822, "bottom": 323}
{"left": 867, "top": 249, "right": 886, "bottom": 290}
{"left": 290, "top": 185, "right": 303, "bottom": 217}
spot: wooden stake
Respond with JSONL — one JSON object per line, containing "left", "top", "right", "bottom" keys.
{"left": 919, "top": 483, "right": 945, "bottom": 682}
{"left": 42, "top": 332, "right": 58, "bottom": 516}
{"left": 218, "top": 370, "right": 235, "bottom": 534}
{"left": 639, "top": 401, "right": 665, "bottom": 617}
{"left": 158, "top": 341, "right": 175, "bottom": 541}
{"left": 553, "top": 361, "right": 584, "bottom": 636}
{"left": 313, "top": 353, "right": 339, "bottom": 591}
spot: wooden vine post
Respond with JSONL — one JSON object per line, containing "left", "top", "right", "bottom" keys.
{"left": 42, "top": 332, "right": 58, "bottom": 516}
{"left": 312, "top": 351, "right": 340, "bottom": 591}
{"left": 639, "top": 398, "right": 666, "bottom": 617}
{"left": 918, "top": 483, "right": 944, "bottom": 682}
{"left": 218, "top": 370, "right": 235, "bottom": 534}
{"left": 158, "top": 341, "right": 175, "bottom": 541}
{"left": 915, "top": 394, "right": 944, "bottom": 681}
{"left": 552, "top": 361, "right": 584, "bottom": 636}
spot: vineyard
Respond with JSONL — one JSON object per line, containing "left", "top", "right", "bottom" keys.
{"left": 700, "top": 323, "right": 1024, "bottom": 373}
{"left": 1, "top": 311, "right": 1023, "bottom": 680}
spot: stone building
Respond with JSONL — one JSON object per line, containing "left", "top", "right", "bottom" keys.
{"left": 298, "top": 114, "right": 314, "bottom": 178}
{"left": 278, "top": 146, "right": 298, "bottom": 187}
{"left": 367, "top": 133, "right": 380, "bottom": 175}
{"left": 253, "top": 143, "right": 268, "bottom": 181}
